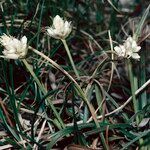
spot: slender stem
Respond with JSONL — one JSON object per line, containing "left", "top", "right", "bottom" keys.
{"left": 29, "top": 46, "right": 96, "bottom": 122}
{"left": 61, "top": 39, "right": 80, "bottom": 79}
{"left": 128, "top": 60, "right": 145, "bottom": 147}
{"left": 29, "top": 46, "right": 109, "bottom": 150}
{"left": 22, "top": 59, "right": 65, "bottom": 129}
{"left": 127, "top": 59, "right": 139, "bottom": 124}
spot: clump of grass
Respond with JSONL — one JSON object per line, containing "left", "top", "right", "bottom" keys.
{"left": 0, "top": 0, "right": 149, "bottom": 149}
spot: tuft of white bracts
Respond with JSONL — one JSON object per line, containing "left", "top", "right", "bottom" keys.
{"left": 46, "top": 15, "right": 72, "bottom": 40}
{"left": 0, "top": 34, "right": 28, "bottom": 59}
{"left": 114, "top": 36, "right": 141, "bottom": 60}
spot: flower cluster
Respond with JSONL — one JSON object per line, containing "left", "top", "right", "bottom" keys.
{"left": 114, "top": 36, "right": 141, "bottom": 60}
{"left": 0, "top": 16, "right": 141, "bottom": 62}
{"left": 0, "top": 15, "right": 72, "bottom": 60}
{"left": 0, "top": 34, "right": 27, "bottom": 59}
{"left": 46, "top": 15, "right": 72, "bottom": 40}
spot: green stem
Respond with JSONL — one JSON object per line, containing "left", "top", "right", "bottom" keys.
{"left": 29, "top": 46, "right": 109, "bottom": 150}
{"left": 128, "top": 60, "right": 145, "bottom": 147}
{"left": 127, "top": 59, "right": 139, "bottom": 124}
{"left": 61, "top": 39, "right": 80, "bottom": 79}
{"left": 22, "top": 59, "right": 65, "bottom": 129}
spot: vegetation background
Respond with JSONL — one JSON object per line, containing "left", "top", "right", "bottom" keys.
{"left": 0, "top": 0, "right": 149, "bottom": 149}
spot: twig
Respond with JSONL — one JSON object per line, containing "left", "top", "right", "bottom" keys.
{"left": 89, "top": 78, "right": 150, "bottom": 122}
{"left": 33, "top": 120, "right": 47, "bottom": 150}
{"left": 67, "top": 78, "right": 150, "bottom": 126}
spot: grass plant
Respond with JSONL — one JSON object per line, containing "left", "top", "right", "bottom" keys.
{"left": 0, "top": 0, "right": 149, "bottom": 149}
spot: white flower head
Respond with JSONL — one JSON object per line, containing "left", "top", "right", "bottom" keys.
{"left": 114, "top": 36, "right": 141, "bottom": 60}
{"left": 46, "top": 15, "right": 72, "bottom": 40}
{"left": 0, "top": 34, "right": 28, "bottom": 59}
{"left": 124, "top": 36, "right": 141, "bottom": 59}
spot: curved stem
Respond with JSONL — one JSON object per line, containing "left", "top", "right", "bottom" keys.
{"left": 29, "top": 47, "right": 96, "bottom": 122}
{"left": 61, "top": 39, "right": 80, "bottom": 79}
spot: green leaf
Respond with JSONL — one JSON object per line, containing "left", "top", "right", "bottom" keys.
{"left": 46, "top": 127, "right": 74, "bottom": 149}
{"left": 121, "top": 130, "right": 150, "bottom": 150}
{"left": 0, "top": 109, "right": 20, "bottom": 141}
